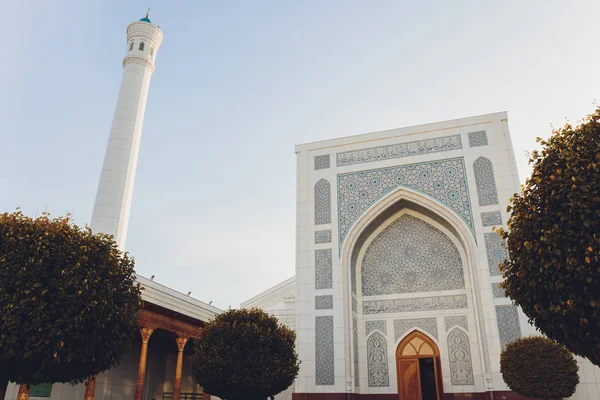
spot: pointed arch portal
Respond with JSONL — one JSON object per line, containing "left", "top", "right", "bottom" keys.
{"left": 396, "top": 330, "right": 443, "bottom": 400}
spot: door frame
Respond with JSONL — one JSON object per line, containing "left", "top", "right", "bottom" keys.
{"left": 396, "top": 330, "right": 443, "bottom": 400}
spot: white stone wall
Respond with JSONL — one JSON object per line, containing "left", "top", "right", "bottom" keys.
{"left": 293, "top": 112, "right": 600, "bottom": 398}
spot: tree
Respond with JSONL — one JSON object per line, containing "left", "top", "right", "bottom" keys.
{"left": 500, "top": 336, "right": 579, "bottom": 399}
{"left": 498, "top": 108, "right": 600, "bottom": 366}
{"left": 0, "top": 211, "right": 142, "bottom": 400}
{"left": 190, "top": 308, "right": 299, "bottom": 400}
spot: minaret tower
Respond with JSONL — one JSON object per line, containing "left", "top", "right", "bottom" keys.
{"left": 90, "top": 12, "right": 163, "bottom": 248}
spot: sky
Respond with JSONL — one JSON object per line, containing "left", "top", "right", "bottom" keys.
{"left": 1, "top": 0, "right": 598, "bottom": 309}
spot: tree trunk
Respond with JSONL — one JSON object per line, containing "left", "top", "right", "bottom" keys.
{"left": 0, "top": 379, "right": 7, "bottom": 400}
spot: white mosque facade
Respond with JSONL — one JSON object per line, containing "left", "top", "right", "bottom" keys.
{"left": 244, "top": 113, "right": 600, "bottom": 399}
{"left": 5, "top": 12, "right": 600, "bottom": 400}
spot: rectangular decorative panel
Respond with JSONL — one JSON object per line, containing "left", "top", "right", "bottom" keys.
{"left": 481, "top": 211, "right": 503, "bottom": 227}
{"left": 394, "top": 318, "right": 438, "bottom": 341}
{"left": 485, "top": 232, "right": 508, "bottom": 276}
{"left": 496, "top": 305, "right": 522, "bottom": 348}
{"left": 492, "top": 283, "right": 505, "bottom": 298}
{"left": 363, "top": 294, "right": 467, "bottom": 314}
{"left": 315, "top": 295, "right": 333, "bottom": 310}
{"left": 315, "top": 249, "right": 332, "bottom": 289}
{"left": 315, "top": 316, "right": 334, "bottom": 385}
{"left": 29, "top": 384, "right": 52, "bottom": 398}
{"left": 315, "top": 154, "right": 330, "bottom": 170}
{"left": 315, "top": 229, "right": 332, "bottom": 244}
{"left": 468, "top": 130, "right": 488, "bottom": 147}
{"left": 336, "top": 135, "right": 462, "bottom": 166}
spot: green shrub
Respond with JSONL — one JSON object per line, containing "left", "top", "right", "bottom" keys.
{"left": 500, "top": 336, "right": 579, "bottom": 399}
{"left": 190, "top": 308, "right": 299, "bottom": 400}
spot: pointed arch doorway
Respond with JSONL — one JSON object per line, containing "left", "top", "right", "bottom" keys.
{"left": 396, "top": 331, "right": 443, "bottom": 400}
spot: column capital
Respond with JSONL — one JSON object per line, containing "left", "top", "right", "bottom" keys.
{"left": 140, "top": 327, "right": 155, "bottom": 344}
{"left": 175, "top": 337, "right": 189, "bottom": 352}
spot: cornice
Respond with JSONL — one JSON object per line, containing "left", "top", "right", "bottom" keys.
{"left": 136, "top": 275, "right": 222, "bottom": 323}
{"left": 123, "top": 56, "right": 154, "bottom": 72}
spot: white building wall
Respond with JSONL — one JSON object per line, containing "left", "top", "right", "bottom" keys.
{"left": 292, "top": 111, "right": 600, "bottom": 398}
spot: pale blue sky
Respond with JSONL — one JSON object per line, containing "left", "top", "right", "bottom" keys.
{"left": 1, "top": 1, "right": 598, "bottom": 309}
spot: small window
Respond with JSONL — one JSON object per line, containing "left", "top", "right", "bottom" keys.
{"left": 30, "top": 384, "right": 52, "bottom": 398}
{"left": 139, "top": 42, "right": 145, "bottom": 51}
{"left": 129, "top": 41, "right": 134, "bottom": 51}
{"left": 149, "top": 46, "right": 154, "bottom": 56}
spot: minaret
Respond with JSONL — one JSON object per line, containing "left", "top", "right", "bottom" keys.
{"left": 90, "top": 13, "right": 163, "bottom": 248}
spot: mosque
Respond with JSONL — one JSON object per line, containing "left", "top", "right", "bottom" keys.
{"left": 6, "top": 13, "right": 600, "bottom": 400}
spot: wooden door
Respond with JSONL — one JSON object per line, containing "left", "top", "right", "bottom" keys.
{"left": 398, "top": 358, "right": 420, "bottom": 400}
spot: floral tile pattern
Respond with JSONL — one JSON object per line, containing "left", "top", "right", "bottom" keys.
{"left": 361, "top": 215, "right": 465, "bottom": 295}
{"left": 496, "top": 305, "right": 522, "bottom": 348}
{"left": 315, "top": 179, "right": 331, "bottom": 225}
{"left": 447, "top": 328, "right": 475, "bottom": 385}
{"left": 315, "top": 316, "right": 334, "bottom": 385}
{"left": 468, "top": 130, "right": 488, "bottom": 147}
{"left": 394, "top": 317, "right": 438, "bottom": 341}
{"left": 485, "top": 232, "right": 508, "bottom": 276}
{"left": 481, "top": 211, "right": 503, "bottom": 227}
{"left": 315, "top": 249, "right": 332, "bottom": 289}
{"left": 315, "top": 154, "right": 330, "bottom": 170}
{"left": 315, "top": 295, "right": 333, "bottom": 310}
{"left": 473, "top": 157, "right": 499, "bottom": 206}
{"left": 338, "top": 158, "right": 474, "bottom": 248}
{"left": 444, "top": 315, "right": 468, "bottom": 332}
{"left": 315, "top": 229, "right": 332, "bottom": 244}
{"left": 367, "top": 332, "right": 389, "bottom": 387}
{"left": 365, "top": 320, "right": 387, "bottom": 336}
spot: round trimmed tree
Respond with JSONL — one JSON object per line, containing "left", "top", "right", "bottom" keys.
{"left": 498, "top": 108, "right": 600, "bottom": 366}
{"left": 190, "top": 308, "right": 299, "bottom": 400}
{"left": 0, "top": 211, "right": 141, "bottom": 399}
{"left": 500, "top": 336, "right": 579, "bottom": 399}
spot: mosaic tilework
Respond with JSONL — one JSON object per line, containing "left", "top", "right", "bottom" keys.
{"left": 315, "top": 249, "right": 332, "bottom": 289}
{"left": 315, "top": 295, "right": 333, "bottom": 310}
{"left": 496, "top": 305, "right": 522, "bottom": 348}
{"left": 363, "top": 295, "right": 467, "bottom": 314}
{"left": 353, "top": 317, "right": 359, "bottom": 387}
{"left": 448, "top": 328, "right": 475, "bottom": 385}
{"left": 315, "top": 316, "right": 334, "bottom": 385}
{"left": 362, "top": 215, "right": 465, "bottom": 295}
{"left": 492, "top": 283, "right": 505, "bottom": 298}
{"left": 444, "top": 315, "right": 468, "bottom": 332}
{"left": 394, "top": 318, "right": 438, "bottom": 341}
{"left": 367, "top": 332, "right": 389, "bottom": 387}
{"left": 336, "top": 135, "right": 462, "bottom": 167}
{"left": 315, "top": 179, "right": 331, "bottom": 225}
{"left": 366, "top": 320, "right": 387, "bottom": 336}
{"left": 468, "top": 130, "right": 488, "bottom": 147}
{"left": 481, "top": 211, "right": 503, "bottom": 227}
{"left": 473, "top": 157, "right": 499, "bottom": 206}
{"left": 315, "top": 229, "right": 332, "bottom": 244}
{"left": 338, "top": 158, "right": 474, "bottom": 247}
{"left": 352, "top": 296, "right": 357, "bottom": 314}
{"left": 315, "top": 154, "right": 330, "bottom": 170}
{"left": 485, "top": 232, "right": 508, "bottom": 276}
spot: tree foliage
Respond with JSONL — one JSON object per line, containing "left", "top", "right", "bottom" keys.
{"left": 0, "top": 211, "right": 142, "bottom": 387}
{"left": 500, "top": 336, "right": 579, "bottom": 399}
{"left": 190, "top": 308, "right": 299, "bottom": 400}
{"left": 498, "top": 108, "right": 600, "bottom": 365}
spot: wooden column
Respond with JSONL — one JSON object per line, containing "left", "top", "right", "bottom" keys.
{"left": 134, "top": 327, "right": 155, "bottom": 400}
{"left": 17, "top": 385, "right": 29, "bottom": 400}
{"left": 173, "top": 337, "right": 189, "bottom": 400}
{"left": 84, "top": 376, "right": 96, "bottom": 400}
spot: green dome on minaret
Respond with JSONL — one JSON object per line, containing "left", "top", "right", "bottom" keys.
{"left": 140, "top": 8, "right": 152, "bottom": 23}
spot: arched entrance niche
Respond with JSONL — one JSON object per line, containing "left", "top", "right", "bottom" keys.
{"left": 396, "top": 330, "right": 443, "bottom": 400}
{"left": 339, "top": 188, "right": 489, "bottom": 393}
